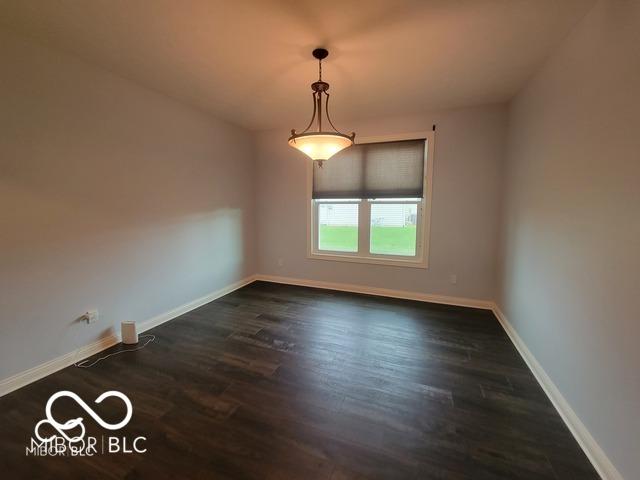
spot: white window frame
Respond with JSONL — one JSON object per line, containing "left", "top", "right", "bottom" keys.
{"left": 307, "top": 131, "right": 434, "bottom": 269}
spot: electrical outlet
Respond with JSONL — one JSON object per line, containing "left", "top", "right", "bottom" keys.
{"left": 277, "top": 258, "right": 284, "bottom": 267}
{"left": 84, "top": 310, "right": 98, "bottom": 324}
{"left": 449, "top": 274, "right": 457, "bottom": 285}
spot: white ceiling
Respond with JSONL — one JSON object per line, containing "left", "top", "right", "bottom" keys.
{"left": 0, "top": 0, "right": 594, "bottom": 131}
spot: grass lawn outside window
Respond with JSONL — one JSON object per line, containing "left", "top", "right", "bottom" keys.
{"left": 319, "top": 225, "right": 417, "bottom": 256}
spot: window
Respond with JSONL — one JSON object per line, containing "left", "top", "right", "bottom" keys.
{"left": 369, "top": 201, "right": 418, "bottom": 256}
{"left": 317, "top": 201, "right": 358, "bottom": 252}
{"left": 308, "top": 132, "right": 433, "bottom": 268}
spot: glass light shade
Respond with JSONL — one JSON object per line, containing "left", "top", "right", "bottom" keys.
{"left": 288, "top": 134, "right": 353, "bottom": 160}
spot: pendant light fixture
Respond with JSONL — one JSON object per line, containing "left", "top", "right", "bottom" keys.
{"left": 288, "top": 48, "right": 355, "bottom": 161}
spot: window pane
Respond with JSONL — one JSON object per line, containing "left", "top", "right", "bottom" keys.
{"left": 318, "top": 203, "right": 358, "bottom": 252}
{"left": 370, "top": 203, "right": 418, "bottom": 256}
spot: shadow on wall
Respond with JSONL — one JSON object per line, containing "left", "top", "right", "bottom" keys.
{"left": 0, "top": 30, "right": 255, "bottom": 380}
{"left": 0, "top": 175, "right": 248, "bottom": 379}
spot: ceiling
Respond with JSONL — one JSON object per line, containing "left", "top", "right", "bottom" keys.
{"left": 0, "top": 0, "right": 594, "bottom": 131}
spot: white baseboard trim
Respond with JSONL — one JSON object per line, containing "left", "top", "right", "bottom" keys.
{"left": 0, "top": 274, "right": 257, "bottom": 398}
{"left": 134, "top": 275, "right": 257, "bottom": 335}
{"left": 254, "top": 274, "right": 494, "bottom": 310}
{"left": 0, "top": 334, "right": 121, "bottom": 398}
{"left": 491, "top": 304, "right": 623, "bottom": 480}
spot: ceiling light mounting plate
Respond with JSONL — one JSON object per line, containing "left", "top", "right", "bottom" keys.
{"left": 312, "top": 48, "right": 329, "bottom": 60}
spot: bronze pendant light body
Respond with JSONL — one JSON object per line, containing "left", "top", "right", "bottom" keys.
{"left": 288, "top": 48, "right": 355, "bottom": 161}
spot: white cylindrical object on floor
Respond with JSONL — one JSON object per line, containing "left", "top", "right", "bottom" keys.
{"left": 121, "top": 321, "right": 138, "bottom": 345}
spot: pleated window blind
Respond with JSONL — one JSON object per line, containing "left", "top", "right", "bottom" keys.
{"left": 312, "top": 139, "right": 425, "bottom": 199}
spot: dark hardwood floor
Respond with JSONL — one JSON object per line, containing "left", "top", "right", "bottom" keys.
{"left": 1, "top": 281, "right": 598, "bottom": 479}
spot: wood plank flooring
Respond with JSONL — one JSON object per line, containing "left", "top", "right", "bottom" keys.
{"left": 0, "top": 281, "right": 598, "bottom": 479}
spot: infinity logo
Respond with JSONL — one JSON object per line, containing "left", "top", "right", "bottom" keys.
{"left": 34, "top": 391, "right": 133, "bottom": 444}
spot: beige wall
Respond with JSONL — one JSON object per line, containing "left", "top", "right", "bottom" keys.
{"left": 497, "top": 1, "right": 640, "bottom": 478}
{"left": 0, "top": 31, "right": 256, "bottom": 380}
{"left": 256, "top": 104, "right": 507, "bottom": 301}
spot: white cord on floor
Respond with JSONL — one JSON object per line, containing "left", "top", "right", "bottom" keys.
{"left": 74, "top": 335, "right": 156, "bottom": 368}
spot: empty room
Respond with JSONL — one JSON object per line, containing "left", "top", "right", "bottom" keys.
{"left": 1, "top": 1, "right": 638, "bottom": 479}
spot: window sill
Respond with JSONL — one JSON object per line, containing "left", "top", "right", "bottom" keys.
{"left": 308, "top": 251, "right": 428, "bottom": 269}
